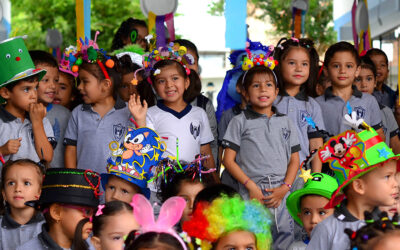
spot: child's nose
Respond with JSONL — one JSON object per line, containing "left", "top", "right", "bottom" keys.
{"left": 311, "top": 213, "right": 319, "bottom": 224}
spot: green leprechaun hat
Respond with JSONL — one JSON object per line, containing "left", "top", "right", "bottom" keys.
{"left": 319, "top": 120, "right": 400, "bottom": 208}
{"left": 287, "top": 173, "right": 338, "bottom": 226}
{"left": 0, "top": 36, "right": 46, "bottom": 88}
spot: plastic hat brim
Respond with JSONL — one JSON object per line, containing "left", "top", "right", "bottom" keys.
{"left": 100, "top": 173, "right": 150, "bottom": 199}
{"left": 287, "top": 188, "right": 335, "bottom": 226}
{"left": 0, "top": 68, "right": 46, "bottom": 88}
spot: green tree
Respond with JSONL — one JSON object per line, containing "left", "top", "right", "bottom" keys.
{"left": 11, "top": 0, "right": 146, "bottom": 51}
{"left": 208, "top": 0, "right": 336, "bottom": 53}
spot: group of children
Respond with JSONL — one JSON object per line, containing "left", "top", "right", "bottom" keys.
{"left": 1, "top": 15, "right": 400, "bottom": 250}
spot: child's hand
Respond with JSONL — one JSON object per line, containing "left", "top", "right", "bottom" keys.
{"left": 248, "top": 185, "right": 267, "bottom": 204}
{"left": 0, "top": 138, "right": 22, "bottom": 155}
{"left": 264, "top": 185, "right": 290, "bottom": 208}
{"left": 128, "top": 94, "right": 148, "bottom": 126}
{"left": 29, "top": 103, "right": 46, "bottom": 124}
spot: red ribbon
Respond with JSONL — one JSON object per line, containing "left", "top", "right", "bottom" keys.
{"left": 364, "top": 135, "right": 383, "bottom": 149}
{"left": 97, "top": 61, "right": 110, "bottom": 80}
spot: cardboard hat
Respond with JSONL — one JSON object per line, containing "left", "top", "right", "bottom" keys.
{"left": 286, "top": 173, "right": 339, "bottom": 225}
{"left": 0, "top": 36, "right": 46, "bottom": 88}
{"left": 30, "top": 168, "right": 101, "bottom": 209}
{"left": 104, "top": 126, "right": 166, "bottom": 199}
{"left": 319, "top": 127, "right": 400, "bottom": 208}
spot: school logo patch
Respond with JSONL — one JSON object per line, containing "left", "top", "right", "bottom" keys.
{"left": 190, "top": 121, "right": 201, "bottom": 140}
{"left": 282, "top": 127, "right": 291, "bottom": 141}
{"left": 113, "top": 124, "right": 125, "bottom": 141}
{"left": 354, "top": 106, "right": 366, "bottom": 119}
{"left": 299, "top": 110, "right": 311, "bottom": 126}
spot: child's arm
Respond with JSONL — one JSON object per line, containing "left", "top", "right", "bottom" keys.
{"left": 223, "top": 148, "right": 266, "bottom": 203}
{"left": 376, "top": 128, "right": 386, "bottom": 142}
{"left": 309, "top": 137, "right": 322, "bottom": 172}
{"left": 128, "top": 94, "right": 148, "bottom": 127}
{"left": 65, "top": 145, "right": 77, "bottom": 168}
{"left": 29, "top": 103, "right": 53, "bottom": 162}
{"left": 390, "top": 135, "right": 400, "bottom": 154}
{"left": 265, "top": 151, "right": 299, "bottom": 208}
{"left": 200, "top": 143, "right": 219, "bottom": 182}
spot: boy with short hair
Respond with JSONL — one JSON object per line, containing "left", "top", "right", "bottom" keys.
{"left": 0, "top": 37, "right": 54, "bottom": 163}
{"left": 306, "top": 121, "right": 399, "bottom": 249}
{"left": 29, "top": 50, "right": 71, "bottom": 168}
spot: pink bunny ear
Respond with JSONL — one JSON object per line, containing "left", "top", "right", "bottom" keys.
{"left": 156, "top": 196, "right": 186, "bottom": 229}
{"left": 131, "top": 194, "right": 156, "bottom": 228}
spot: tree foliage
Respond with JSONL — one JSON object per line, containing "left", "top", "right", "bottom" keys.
{"left": 11, "top": 0, "right": 146, "bottom": 51}
{"left": 208, "top": 0, "right": 336, "bottom": 53}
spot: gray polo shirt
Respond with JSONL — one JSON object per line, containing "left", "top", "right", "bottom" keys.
{"left": 274, "top": 90, "right": 325, "bottom": 162}
{"left": 64, "top": 97, "right": 132, "bottom": 174}
{"left": 0, "top": 210, "right": 44, "bottom": 250}
{"left": 316, "top": 86, "right": 382, "bottom": 136}
{"left": 17, "top": 223, "right": 68, "bottom": 250}
{"left": 0, "top": 106, "right": 55, "bottom": 163}
{"left": 380, "top": 103, "right": 399, "bottom": 146}
{"left": 46, "top": 104, "right": 71, "bottom": 168}
{"left": 222, "top": 107, "right": 301, "bottom": 183}
{"left": 217, "top": 104, "right": 243, "bottom": 144}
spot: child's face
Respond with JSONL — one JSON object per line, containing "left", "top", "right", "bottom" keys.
{"left": 81, "top": 220, "right": 93, "bottom": 240}
{"left": 77, "top": 69, "right": 104, "bottom": 104}
{"left": 53, "top": 72, "right": 74, "bottom": 108}
{"left": 362, "top": 160, "right": 399, "bottom": 207}
{"left": 92, "top": 211, "right": 139, "bottom": 250}
{"left": 379, "top": 172, "right": 400, "bottom": 217}
{"left": 105, "top": 175, "right": 141, "bottom": 203}
{"left": 118, "top": 72, "right": 138, "bottom": 102}
{"left": 369, "top": 54, "right": 389, "bottom": 84}
{"left": 153, "top": 64, "right": 189, "bottom": 106}
{"left": 187, "top": 49, "right": 199, "bottom": 74}
{"left": 326, "top": 51, "right": 360, "bottom": 88}
{"left": 59, "top": 204, "right": 95, "bottom": 241}
{"left": 298, "top": 195, "right": 334, "bottom": 236}
{"left": 177, "top": 181, "right": 205, "bottom": 223}
{"left": 245, "top": 73, "right": 278, "bottom": 113}
{"left": 354, "top": 68, "right": 376, "bottom": 94}
{"left": 37, "top": 64, "right": 59, "bottom": 105}
{"left": 2, "top": 164, "right": 41, "bottom": 210}
{"left": 1, "top": 79, "right": 38, "bottom": 112}
{"left": 281, "top": 47, "right": 310, "bottom": 87}
{"left": 214, "top": 230, "right": 256, "bottom": 250}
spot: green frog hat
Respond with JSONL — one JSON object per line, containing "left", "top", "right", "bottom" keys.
{"left": 319, "top": 111, "right": 400, "bottom": 208}
{"left": 0, "top": 36, "right": 46, "bottom": 88}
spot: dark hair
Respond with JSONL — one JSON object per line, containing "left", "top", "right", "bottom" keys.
{"left": 366, "top": 48, "right": 389, "bottom": 65}
{"left": 111, "top": 18, "right": 147, "bottom": 51}
{"left": 79, "top": 58, "right": 121, "bottom": 100}
{"left": 173, "top": 39, "right": 199, "bottom": 61}
{"left": 72, "top": 218, "right": 90, "bottom": 250}
{"left": 345, "top": 211, "right": 400, "bottom": 250}
{"left": 242, "top": 65, "right": 277, "bottom": 91}
{"left": 359, "top": 56, "right": 377, "bottom": 78}
{"left": 274, "top": 38, "right": 319, "bottom": 98}
{"left": 4, "top": 74, "right": 39, "bottom": 91}
{"left": 29, "top": 50, "right": 58, "bottom": 68}
{"left": 193, "top": 183, "right": 239, "bottom": 210}
{"left": 324, "top": 41, "right": 360, "bottom": 67}
{"left": 183, "top": 70, "right": 202, "bottom": 103}
{"left": 58, "top": 71, "right": 82, "bottom": 110}
{"left": 124, "top": 231, "right": 184, "bottom": 250}
{"left": 92, "top": 200, "right": 133, "bottom": 237}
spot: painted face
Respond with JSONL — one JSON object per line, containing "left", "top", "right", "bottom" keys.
{"left": 118, "top": 72, "right": 138, "bottom": 102}
{"left": 92, "top": 211, "right": 139, "bottom": 250}
{"left": 53, "top": 72, "right": 75, "bottom": 108}
{"left": 153, "top": 64, "right": 189, "bottom": 107}
{"left": 77, "top": 69, "right": 103, "bottom": 104}
{"left": 214, "top": 230, "right": 256, "bottom": 250}
{"left": 1, "top": 79, "right": 38, "bottom": 112}
{"left": 326, "top": 51, "right": 360, "bottom": 88}
{"left": 105, "top": 175, "right": 141, "bottom": 203}
{"left": 363, "top": 160, "right": 399, "bottom": 207}
{"left": 36, "top": 64, "right": 59, "bottom": 104}
{"left": 177, "top": 181, "right": 205, "bottom": 223}
{"left": 369, "top": 54, "right": 389, "bottom": 85}
{"left": 281, "top": 47, "right": 310, "bottom": 87}
{"left": 354, "top": 68, "right": 376, "bottom": 94}
{"left": 245, "top": 72, "right": 278, "bottom": 113}
{"left": 298, "top": 195, "right": 334, "bottom": 236}
{"left": 2, "top": 164, "right": 41, "bottom": 210}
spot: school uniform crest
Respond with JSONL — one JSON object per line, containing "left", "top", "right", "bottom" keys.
{"left": 282, "top": 127, "right": 291, "bottom": 141}
{"left": 299, "top": 110, "right": 311, "bottom": 126}
{"left": 190, "top": 121, "right": 201, "bottom": 140}
{"left": 354, "top": 106, "right": 366, "bottom": 119}
{"left": 113, "top": 123, "right": 125, "bottom": 141}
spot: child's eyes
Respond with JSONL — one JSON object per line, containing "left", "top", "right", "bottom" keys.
{"left": 252, "top": 84, "right": 260, "bottom": 88}
{"left": 156, "top": 79, "right": 165, "bottom": 85}
{"left": 266, "top": 83, "right": 273, "bottom": 87}
{"left": 303, "top": 211, "right": 311, "bottom": 215}
{"left": 112, "top": 235, "right": 122, "bottom": 241}
{"left": 24, "top": 181, "right": 31, "bottom": 186}
{"left": 347, "top": 64, "right": 353, "bottom": 68}
{"left": 302, "top": 62, "right": 309, "bottom": 66}
{"left": 122, "top": 189, "right": 129, "bottom": 194}
{"left": 319, "top": 211, "right": 327, "bottom": 215}
{"left": 367, "top": 77, "right": 373, "bottom": 81}
{"left": 23, "top": 88, "right": 29, "bottom": 93}
{"left": 107, "top": 185, "right": 115, "bottom": 191}
{"left": 7, "top": 181, "right": 15, "bottom": 186}
{"left": 355, "top": 78, "right": 361, "bottom": 82}
{"left": 172, "top": 76, "right": 179, "bottom": 81}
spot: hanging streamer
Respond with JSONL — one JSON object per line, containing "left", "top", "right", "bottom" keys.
{"left": 165, "top": 13, "right": 175, "bottom": 42}
{"left": 155, "top": 15, "right": 166, "bottom": 48}
{"left": 76, "top": 0, "right": 91, "bottom": 41}
{"left": 148, "top": 11, "right": 156, "bottom": 34}
{"left": 225, "top": 0, "right": 247, "bottom": 50}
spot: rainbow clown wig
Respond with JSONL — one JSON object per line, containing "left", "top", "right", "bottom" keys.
{"left": 182, "top": 195, "right": 272, "bottom": 250}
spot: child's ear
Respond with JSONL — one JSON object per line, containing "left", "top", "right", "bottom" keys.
{"left": 0, "top": 87, "right": 10, "bottom": 100}
{"left": 351, "top": 179, "right": 366, "bottom": 195}
{"left": 49, "top": 203, "right": 63, "bottom": 222}
{"left": 235, "top": 84, "right": 242, "bottom": 95}
{"left": 101, "top": 79, "right": 113, "bottom": 93}
{"left": 91, "top": 236, "right": 101, "bottom": 250}
{"left": 323, "top": 66, "right": 329, "bottom": 78}
{"left": 1, "top": 189, "right": 6, "bottom": 203}
{"left": 354, "top": 66, "right": 361, "bottom": 78}
{"left": 184, "top": 77, "right": 190, "bottom": 90}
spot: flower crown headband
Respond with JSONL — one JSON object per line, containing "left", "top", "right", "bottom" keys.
{"left": 71, "top": 31, "right": 115, "bottom": 80}
{"left": 131, "top": 41, "right": 195, "bottom": 85}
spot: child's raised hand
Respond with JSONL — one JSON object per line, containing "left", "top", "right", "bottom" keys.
{"left": 29, "top": 103, "right": 47, "bottom": 124}
{"left": 0, "top": 138, "right": 22, "bottom": 155}
{"left": 128, "top": 94, "right": 148, "bottom": 126}
{"left": 264, "top": 185, "right": 290, "bottom": 208}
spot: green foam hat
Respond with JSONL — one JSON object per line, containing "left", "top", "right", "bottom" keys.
{"left": 286, "top": 173, "right": 338, "bottom": 226}
{"left": 0, "top": 36, "right": 46, "bottom": 88}
{"left": 319, "top": 127, "right": 400, "bottom": 208}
